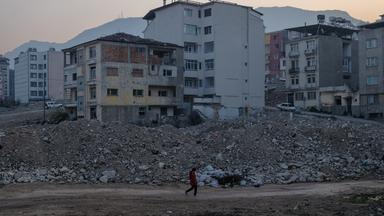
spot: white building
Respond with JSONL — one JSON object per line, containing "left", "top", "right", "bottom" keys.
{"left": 14, "top": 48, "right": 64, "bottom": 103}
{"left": 143, "top": 0, "right": 265, "bottom": 118}
{"left": 0, "top": 55, "right": 9, "bottom": 101}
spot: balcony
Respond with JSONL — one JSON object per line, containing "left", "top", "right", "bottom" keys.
{"left": 289, "top": 67, "right": 300, "bottom": 74}
{"left": 288, "top": 51, "right": 300, "bottom": 57}
{"left": 305, "top": 65, "right": 317, "bottom": 72}
{"left": 194, "top": 97, "right": 221, "bottom": 104}
{"left": 304, "top": 48, "right": 317, "bottom": 56}
{"left": 64, "top": 99, "right": 77, "bottom": 107}
{"left": 147, "top": 96, "right": 178, "bottom": 106}
{"left": 147, "top": 76, "right": 178, "bottom": 86}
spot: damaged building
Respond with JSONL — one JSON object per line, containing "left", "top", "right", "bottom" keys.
{"left": 63, "top": 33, "right": 184, "bottom": 123}
{"left": 285, "top": 16, "right": 360, "bottom": 115}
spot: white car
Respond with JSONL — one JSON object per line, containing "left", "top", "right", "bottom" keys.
{"left": 45, "top": 101, "right": 63, "bottom": 109}
{"left": 277, "top": 103, "right": 297, "bottom": 112}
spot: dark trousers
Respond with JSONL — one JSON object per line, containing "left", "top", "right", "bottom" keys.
{"left": 185, "top": 184, "right": 197, "bottom": 196}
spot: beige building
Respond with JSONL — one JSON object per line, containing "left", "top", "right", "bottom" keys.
{"left": 63, "top": 33, "right": 184, "bottom": 123}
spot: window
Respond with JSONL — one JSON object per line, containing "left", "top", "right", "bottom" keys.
{"left": 30, "top": 73, "right": 37, "bottom": 78}
{"left": 184, "top": 59, "right": 198, "bottom": 71}
{"left": 290, "top": 76, "right": 299, "bottom": 85}
{"left": 132, "top": 68, "right": 144, "bottom": 77}
{"left": 205, "top": 59, "right": 214, "bottom": 70}
{"left": 185, "top": 78, "right": 198, "bottom": 88}
{"left": 307, "top": 74, "right": 316, "bottom": 84}
{"left": 198, "top": 10, "right": 201, "bottom": 18}
{"left": 307, "top": 92, "right": 317, "bottom": 100}
{"left": 38, "top": 64, "right": 44, "bottom": 70}
{"left": 106, "top": 67, "right": 118, "bottom": 76}
{"left": 30, "top": 82, "right": 37, "bottom": 87}
{"left": 366, "top": 57, "right": 378, "bottom": 67}
{"left": 131, "top": 47, "right": 146, "bottom": 63}
{"left": 184, "top": 24, "right": 200, "bottom": 35}
{"left": 163, "top": 69, "right": 173, "bottom": 77}
{"left": 38, "top": 91, "right": 44, "bottom": 97}
{"left": 205, "top": 77, "right": 214, "bottom": 88}
{"left": 107, "top": 88, "right": 118, "bottom": 96}
{"left": 38, "top": 82, "right": 44, "bottom": 87}
{"left": 204, "top": 41, "right": 214, "bottom": 53}
{"left": 184, "top": 42, "right": 198, "bottom": 53}
{"left": 30, "top": 55, "right": 37, "bottom": 61}
{"left": 366, "top": 39, "right": 377, "bottom": 49}
{"left": 335, "top": 96, "right": 342, "bottom": 106}
{"left": 367, "top": 76, "right": 379, "bottom": 85}
{"left": 291, "top": 59, "right": 299, "bottom": 69}
{"left": 90, "top": 86, "right": 96, "bottom": 99}
{"left": 133, "top": 89, "right": 144, "bottom": 97}
{"left": 306, "top": 57, "right": 316, "bottom": 66}
{"left": 139, "top": 107, "right": 146, "bottom": 116}
{"left": 184, "top": 8, "right": 192, "bottom": 17}
{"left": 30, "top": 91, "right": 37, "bottom": 96}
{"left": 72, "top": 73, "right": 77, "bottom": 81}
{"left": 295, "top": 92, "right": 304, "bottom": 101}
{"left": 64, "top": 75, "right": 68, "bottom": 82}
{"left": 30, "top": 64, "right": 37, "bottom": 70}
{"left": 199, "top": 79, "right": 203, "bottom": 87}
{"left": 89, "top": 66, "right": 96, "bottom": 80}
{"left": 204, "top": 26, "right": 212, "bottom": 35}
{"left": 158, "top": 90, "right": 167, "bottom": 97}
{"left": 306, "top": 40, "right": 316, "bottom": 49}
{"left": 89, "top": 46, "right": 96, "bottom": 59}
{"left": 38, "top": 73, "right": 43, "bottom": 79}
{"left": 90, "top": 107, "right": 97, "bottom": 119}
{"left": 160, "top": 107, "right": 168, "bottom": 116}
{"left": 290, "top": 43, "right": 299, "bottom": 52}
{"left": 204, "top": 8, "right": 212, "bottom": 17}
{"left": 43, "top": 55, "right": 47, "bottom": 60}
{"left": 44, "top": 64, "right": 46, "bottom": 69}
{"left": 367, "top": 95, "right": 378, "bottom": 105}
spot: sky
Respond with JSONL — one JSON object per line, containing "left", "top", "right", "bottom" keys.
{"left": 0, "top": 0, "right": 382, "bottom": 54}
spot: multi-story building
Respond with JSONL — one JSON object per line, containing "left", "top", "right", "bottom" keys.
{"left": 62, "top": 33, "right": 184, "bottom": 123}
{"left": 285, "top": 20, "right": 359, "bottom": 115}
{"left": 357, "top": 15, "right": 384, "bottom": 118}
{"left": 265, "top": 30, "right": 288, "bottom": 84}
{"left": 0, "top": 55, "right": 9, "bottom": 101}
{"left": 8, "top": 69, "right": 15, "bottom": 102}
{"left": 143, "top": 0, "right": 265, "bottom": 118}
{"left": 14, "top": 48, "right": 64, "bottom": 103}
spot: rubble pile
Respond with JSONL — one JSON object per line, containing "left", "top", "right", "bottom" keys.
{"left": 0, "top": 112, "right": 383, "bottom": 186}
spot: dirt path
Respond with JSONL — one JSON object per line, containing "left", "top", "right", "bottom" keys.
{"left": 1, "top": 180, "right": 384, "bottom": 216}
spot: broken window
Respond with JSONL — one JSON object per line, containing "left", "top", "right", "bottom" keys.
{"left": 107, "top": 88, "right": 118, "bottom": 96}
{"left": 133, "top": 89, "right": 144, "bottom": 97}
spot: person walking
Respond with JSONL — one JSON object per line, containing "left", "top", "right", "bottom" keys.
{"left": 185, "top": 168, "right": 197, "bottom": 196}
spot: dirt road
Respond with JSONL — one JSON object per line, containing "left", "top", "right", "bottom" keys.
{"left": 1, "top": 180, "right": 384, "bottom": 216}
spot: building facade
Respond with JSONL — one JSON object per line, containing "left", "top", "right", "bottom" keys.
{"left": 357, "top": 15, "right": 384, "bottom": 118}
{"left": 0, "top": 55, "right": 9, "bottom": 101}
{"left": 143, "top": 0, "right": 265, "bottom": 119}
{"left": 285, "top": 23, "right": 359, "bottom": 115}
{"left": 265, "top": 30, "right": 288, "bottom": 84}
{"left": 14, "top": 48, "right": 64, "bottom": 103}
{"left": 63, "top": 33, "right": 184, "bottom": 123}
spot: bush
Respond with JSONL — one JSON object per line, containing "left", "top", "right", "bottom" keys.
{"left": 48, "top": 110, "right": 69, "bottom": 124}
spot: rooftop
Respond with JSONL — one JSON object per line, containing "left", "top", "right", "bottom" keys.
{"left": 286, "top": 24, "right": 358, "bottom": 37}
{"left": 63, "top": 33, "right": 182, "bottom": 51}
{"left": 360, "top": 20, "right": 384, "bottom": 29}
{"left": 143, "top": 0, "right": 262, "bottom": 20}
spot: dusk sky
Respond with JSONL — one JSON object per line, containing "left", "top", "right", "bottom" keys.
{"left": 0, "top": 0, "right": 382, "bottom": 54}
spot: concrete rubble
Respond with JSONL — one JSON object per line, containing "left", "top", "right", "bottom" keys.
{"left": 0, "top": 112, "right": 383, "bottom": 186}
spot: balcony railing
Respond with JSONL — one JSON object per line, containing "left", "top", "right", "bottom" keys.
{"left": 289, "top": 67, "right": 300, "bottom": 74}
{"left": 289, "top": 51, "right": 300, "bottom": 57}
{"left": 305, "top": 65, "right": 317, "bottom": 72}
{"left": 304, "top": 48, "right": 317, "bottom": 56}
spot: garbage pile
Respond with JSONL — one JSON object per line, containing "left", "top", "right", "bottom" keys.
{"left": 0, "top": 112, "right": 383, "bottom": 186}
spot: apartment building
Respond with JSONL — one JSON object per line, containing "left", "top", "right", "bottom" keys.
{"left": 357, "top": 15, "right": 384, "bottom": 118}
{"left": 0, "top": 55, "right": 9, "bottom": 101}
{"left": 63, "top": 33, "right": 184, "bottom": 123}
{"left": 14, "top": 48, "right": 64, "bottom": 103}
{"left": 143, "top": 0, "right": 265, "bottom": 119}
{"left": 265, "top": 30, "right": 288, "bottom": 84}
{"left": 285, "top": 21, "right": 359, "bottom": 115}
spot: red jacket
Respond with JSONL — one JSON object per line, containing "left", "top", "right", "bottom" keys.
{"left": 189, "top": 171, "right": 197, "bottom": 186}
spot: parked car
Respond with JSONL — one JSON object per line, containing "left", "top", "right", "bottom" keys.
{"left": 45, "top": 101, "right": 63, "bottom": 109}
{"left": 277, "top": 103, "right": 298, "bottom": 112}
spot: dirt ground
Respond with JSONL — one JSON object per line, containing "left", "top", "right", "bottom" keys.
{"left": 1, "top": 180, "right": 384, "bottom": 216}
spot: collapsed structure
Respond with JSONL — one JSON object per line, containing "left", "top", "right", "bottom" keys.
{"left": 143, "top": 0, "right": 265, "bottom": 119}
{"left": 63, "top": 33, "right": 184, "bottom": 123}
